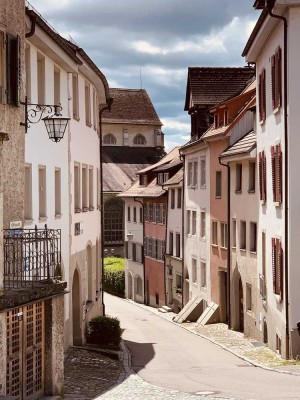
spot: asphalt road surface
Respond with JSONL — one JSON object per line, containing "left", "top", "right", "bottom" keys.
{"left": 105, "top": 293, "right": 300, "bottom": 400}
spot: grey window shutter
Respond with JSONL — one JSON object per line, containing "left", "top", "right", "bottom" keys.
{"left": 6, "top": 34, "right": 20, "bottom": 106}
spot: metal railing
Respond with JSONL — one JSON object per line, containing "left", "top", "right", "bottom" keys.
{"left": 3, "top": 225, "right": 61, "bottom": 289}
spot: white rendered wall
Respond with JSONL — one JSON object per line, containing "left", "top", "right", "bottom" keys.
{"left": 103, "top": 123, "right": 162, "bottom": 147}
{"left": 183, "top": 145, "right": 211, "bottom": 304}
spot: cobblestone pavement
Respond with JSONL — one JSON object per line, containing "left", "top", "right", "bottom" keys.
{"left": 64, "top": 347, "right": 124, "bottom": 399}
{"left": 124, "top": 299, "right": 300, "bottom": 374}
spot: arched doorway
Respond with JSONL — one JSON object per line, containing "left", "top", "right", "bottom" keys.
{"left": 232, "top": 268, "right": 244, "bottom": 333}
{"left": 87, "top": 244, "right": 93, "bottom": 301}
{"left": 72, "top": 269, "right": 82, "bottom": 345}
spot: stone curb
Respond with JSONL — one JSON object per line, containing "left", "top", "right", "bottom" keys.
{"left": 123, "top": 298, "right": 300, "bottom": 377}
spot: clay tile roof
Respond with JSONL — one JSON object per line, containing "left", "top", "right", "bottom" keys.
{"left": 137, "top": 147, "right": 181, "bottom": 175}
{"left": 119, "top": 178, "right": 166, "bottom": 198}
{"left": 221, "top": 130, "right": 256, "bottom": 159}
{"left": 184, "top": 67, "right": 255, "bottom": 110}
{"left": 163, "top": 168, "right": 183, "bottom": 186}
{"left": 102, "top": 88, "right": 162, "bottom": 126}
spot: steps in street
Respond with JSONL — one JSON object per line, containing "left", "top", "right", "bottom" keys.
{"left": 158, "top": 305, "right": 173, "bottom": 313}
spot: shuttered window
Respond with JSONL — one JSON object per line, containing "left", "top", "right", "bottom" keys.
{"left": 271, "top": 144, "right": 282, "bottom": 203}
{"left": 271, "top": 47, "right": 282, "bottom": 110}
{"left": 258, "top": 151, "right": 267, "bottom": 202}
{"left": 6, "top": 34, "right": 20, "bottom": 106}
{"left": 272, "top": 237, "right": 283, "bottom": 301}
{"left": 259, "top": 69, "right": 266, "bottom": 122}
{"left": 0, "top": 31, "right": 5, "bottom": 103}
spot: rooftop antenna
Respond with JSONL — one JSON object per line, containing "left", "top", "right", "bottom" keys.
{"left": 140, "top": 67, "right": 143, "bottom": 89}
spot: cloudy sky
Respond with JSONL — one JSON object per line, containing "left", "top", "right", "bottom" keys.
{"left": 28, "top": 0, "right": 258, "bottom": 150}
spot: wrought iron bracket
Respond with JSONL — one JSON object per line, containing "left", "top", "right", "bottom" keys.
{"left": 20, "top": 96, "right": 62, "bottom": 133}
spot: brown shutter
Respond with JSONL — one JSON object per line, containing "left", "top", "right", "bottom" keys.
{"left": 262, "top": 151, "right": 267, "bottom": 202}
{"left": 277, "top": 143, "right": 282, "bottom": 203}
{"left": 271, "top": 54, "right": 275, "bottom": 110}
{"left": 6, "top": 34, "right": 20, "bottom": 106}
{"left": 272, "top": 237, "right": 276, "bottom": 293}
{"left": 259, "top": 73, "right": 262, "bottom": 122}
{"left": 259, "top": 152, "right": 263, "bottom": 200}
{"left": 271, "top": 146, "right": 276, "bottom": 202}
{"left": 277, "top": 47, "right": 282, "bottom": 108}
{"left": 278, "top": 239, "right": 283, "bottom": 302}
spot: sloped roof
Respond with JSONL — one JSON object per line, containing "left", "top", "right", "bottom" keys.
{"left": 102, "top": 88, "right": 162, "bottom": 126}
{"left": 184, "top": 67, "right": 255, "bottom": 110}
{"left": 119, "top": 177, "right": 166, "bottom": 198}
{"left": 102, "top": 146, "right": 165, "bottom": 193}
{"left": 163, "top": 168, "right": 183, "bottom": 186}
{"left": 220, "top": 131, "right": 256, "bottom": 159}
{"left": 137, "top": 147, "right": 181, "bottom": 175}
{"left": 153, "top": 158, "right": 182, "bottom": 172}
{"left": 242, "top": 9, "right": 268, "bottom": 57}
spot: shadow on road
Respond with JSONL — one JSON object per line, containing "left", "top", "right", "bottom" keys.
{"left": 124, "top": 340, "right": 155, "bottom": 372}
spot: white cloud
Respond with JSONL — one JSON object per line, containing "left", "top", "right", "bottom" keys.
{"left": 161, "top": 118, "right": 190, "bottom": 132}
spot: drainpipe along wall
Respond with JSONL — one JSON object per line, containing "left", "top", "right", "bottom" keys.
{"left": 266, "top": 0, "right": 289, "bottom": 358}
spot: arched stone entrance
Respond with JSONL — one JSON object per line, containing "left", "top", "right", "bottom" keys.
{"left": 72, "top": 269, "right": 82, "bottom": 345}
{"left": 232, "top": 268, "right": 244, "bottom": 333}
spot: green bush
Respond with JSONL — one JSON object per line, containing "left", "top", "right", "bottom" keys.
{"left": 87, "top": 315, "right": 122, "bottom": 347}
{"left": 103, "top": 257, "right": 125, "bottom": 297}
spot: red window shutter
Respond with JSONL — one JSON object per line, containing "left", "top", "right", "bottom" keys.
{"left": 259, "top": 152, "right": 263, "bottom": 200}
{"left": 277, "top": 47, "right": 282, "bottom": 108}
{"left": 262, "top": 69, "right": 266, "bottom": 121}
{"left": 271, "top": 146, "right": 276, "bottom": 202}
{"left": 278, "top": 239, "right": 283, "bottom": 301}
{"left": 277, "top": 143, "right": 282, "bottom": 203}
{"left": 272, "top": 238, "right": 276, "bottom": 293}
{"left": 271, "top": 55, "right": 275, "bottom": 110}
{"left": 262, "top": 151, "right": 267, "bottom": 202}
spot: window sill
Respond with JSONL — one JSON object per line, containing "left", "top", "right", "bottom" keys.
{"left": 200, "top": 236, "right": 206, "bottom": 242}
{"left": 55, "top": 214, "right": 62, "bottom": 219}
{"left": 235, "top": 190, "right": 242, "bottom": 194}
{"left": 82, "top": 207, "right": 89, "bottom": 213}
{"left": 220, "top": 246, "right": 227, "bottom": 250}
{"left": 86, "top": 300, "right": 94, "bottom": 313}
{"left": 240, "top": 248, "right": 246, "bottom": 253}
{"left": 201, "top": 286, "right": 207, "bottom": 291}
{"left": 200, "top": 185, "right": 206, "bottom": 189}
{"left": 215, "top": 196, "right": 221, "bottom": 199}
{"left": 211, "top": 244, "right": 218, "bottom": 248}
{"left": 191, "top": 282, "right": 198, "bottom": 287}
{"left": 89, "top": 206, "right": 94, "bottom": 211}
{"left": 274, "top": 201, "right": 281, "bottom": 207}
{"left": 232, "top": 246, "right": 236, "bottom": 250}
{"left": 86, "top": 122, "right": 92, "bottom": 128}
{"left": 259, "top": 119, "right": 265, "bottom": 126}
{"left": 273, "top": 106, "right": 280, "bottom": 115}
{"left": 274, "top": 293, "right": 282, "bottom": 303}
{"left": 75, "top": 208, "right": 82, "bottom": 213}
{"left": 250, "top": 250, "right": 257, "bottom": 255}
{"left": 188, "top": 185, "right": 197, "bottom": 190}
{"left": 24, "top": 219, "right": 34, "bottom": 225}
{"left": 39, "top": 216, "right": 48, "bottom": 222}
{"left": 73, "top": 115, "right": 80, "bottom": 121}
{"left": 248, "top": 189, "right": 255, "bottom": 194}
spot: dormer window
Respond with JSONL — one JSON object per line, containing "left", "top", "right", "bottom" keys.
{"left": 140, "top": 174, "right": 147, "bottom": 186}
{"left": 214, "top": 114, "right": 219, "bottom": 129}
{"left": 157, "top": 172, "right": 169, "bottom": 185}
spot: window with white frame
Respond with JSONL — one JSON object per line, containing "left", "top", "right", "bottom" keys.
{"left": 212, "top": 220, "right": 218, "bottom": 245}
{"left": 187, "top": 162, "right": 193, "bottom": 186}
{"left": 192, "top": 211, "right": 197, "bottom": 236}
{"left": 232, "top": 219, "right": 236, "bottom": 248}
{"left": 85, "top": 81, "right": 91, "bottom": 126}
{"left": 177, "top": 188, "right": 182, "bottom": 208}
{"left": 249, "top": 161, "right": 256, "bottom": 192}
{"left": 193, "top": 161, "right": 198, "bottom": 187}
{"left": 55, "top": 168, "right": 61, "bottom": 216}
{"left": 200, "top": 211, "right": 206, "bottom": 239}
{"left": 74, "top": 163, "right": 81, "bottom": 212}
{"left": 38, "top": 166, "right": 47, "bottom": 219}
{"left": 54, "top": 65, "right": 60, "bottom": 105}
{"left": 82, "top": 165, "right": 88, "bottom": 211}
{"left": 201, "top": 261, "right": 206, "bottom": 288}
{"left": 192, "top": 259, "right": 197, "bottom": 284}
{"left": 72, "top": 74, "right": 79, "bottom": 119}
{"left": 170, "top": 189, "right": 175, "bottom": 209}
{"left": 187, "top": 210, "right": 191, "bottom": 235}
{"left": 24, "top": 164, "right": 32, "bottom": 220}
{"left": 89, "top": 167, "right": 93, "bottom": 210}
{"left": 200, "top": 157, "right": 206, "bottom": 187}
{"left": 250, "top": 222, "right": 257, "bottom": 252}
{"left": 220, "top": 222, "right": 227, "bottom": 248}
{"left": 240, "top": 221, "right": 246, "bottom": 250}
{"left": 37, "top": 52, "right": 45, "bottom": 104}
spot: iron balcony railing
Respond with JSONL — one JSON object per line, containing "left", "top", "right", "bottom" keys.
{"left": 3, "top": 225, "right": 61, "bottom": 289}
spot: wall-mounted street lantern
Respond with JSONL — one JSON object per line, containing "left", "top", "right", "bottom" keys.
{"left": 20, "top": 96, "right": 70, "bottom": 143}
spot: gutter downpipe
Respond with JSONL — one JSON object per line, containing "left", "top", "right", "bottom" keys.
{"left": 179, "top": 152, "right": 185, "bottom": 310}
{"left": 133, "top": 197, "right": 146, "bottom": 304}
{"left": 266, "top": 0, "right": 289, "bottom": 359}
{"left": 99, "top": 98, "right": 113, "bottom": 316}
{"left": 219, "top": 156, "right": 231, "bottom": 327}
{"left": 25, "top": 15, "right": 36, "bottom": 38}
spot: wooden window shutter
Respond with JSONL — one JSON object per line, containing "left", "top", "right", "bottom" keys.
{"left": 277, "top": 239, "right": 283, "bottom": 301}
{"left": 259, "top": 152, "right": 263, "bottom": 200}
{"left": 125, "top": 241, "right": 128, "bottom": 259}
{"left": 262, "top": 151, "right": 267, "bottom": 202}
{"left": 277, "top": 47, "right": 282, "bottom": 108}
{"left": 271, "top": 55, "right": 275, "bottom": 110}
{"left": 277, "top": 143, "right": 282, "bottom": 203}
{"left": 271, "top": 146, "right": 276, "bottom": 202}
{"left": 272, "top": 237, "right": 276, "bottom": 293}
{"left": 6, "top": 34, "right": 20, "bottom": 106}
